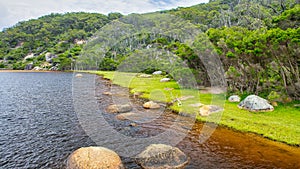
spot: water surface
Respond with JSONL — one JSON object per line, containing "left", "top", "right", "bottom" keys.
{"left": 0, "top": 72, "right": 95, "bottom": 168}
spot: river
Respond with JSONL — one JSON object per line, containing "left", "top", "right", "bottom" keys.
{"left": 0, "top": 72, "right": 299, "bottom": 169}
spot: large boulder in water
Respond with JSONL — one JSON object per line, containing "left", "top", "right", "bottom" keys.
{"left": 136, "top": 144, "right": 189, "bottom": 169}
{"left": 67, "top": 147, "right": 124, "bottom": 169}
{"left": 238, "top": 95, "right": 274, "bottom": 112}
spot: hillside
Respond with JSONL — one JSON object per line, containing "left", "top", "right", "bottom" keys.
{"left": 0, "top": 12, "right": 122, "bottom": 70}
{"left": 0, "top": 0, "right": 299, "bottom": 100}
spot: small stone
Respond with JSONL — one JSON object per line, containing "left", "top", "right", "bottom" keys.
{"left": 133, "top": 91, "right": 143, "bottom": 98}
{"left": 294, "top": 104, "right": 300, "bottom": 107}
{"left": 282, "top": 97, "right": 293, "bottom": 103}
{"left": 67, "top": 147, "right": 124, "bottom": 169}
{"left": 152, "top": 71, "right": 162, "bottom": 75}
{"left": 106, "top": 104, "right": 132, "bottom": 113}
{"left": 143, "top": 101, "right": 160, "bottom": 109}
{"left": 160, "top": 78, "right": 170, "bottom": 82}
{"left": 115, "top": 114, "right": 127, "bottom": 121}
{"left": 139, "top": 74, "right": 152, "bottom": 78}
{"left": 228, "top": 95, "right": 241, "bottom": 102}
{"left": 130, "top": 123, "right": 137, "bottom": 127}
{"left": 75, "top": 74, "right": 83, "bottom": 78}
{"left": 103, "top": 91, "right": 113, "bottom": 96}
{"left": 33, "top": 66, "right": 43, "bottom": 71}
{"left": 271, "top": 101, "right": 278, "bottom": 107}
{"left": 199, "top": 105, "right": 223, "bottom": 116}
{"left": 115, "top": 112, "right": 136, "bottom": 121}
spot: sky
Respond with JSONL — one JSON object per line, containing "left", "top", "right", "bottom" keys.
{"left": 0, "top": 0, "right": 208, "bottom": 30}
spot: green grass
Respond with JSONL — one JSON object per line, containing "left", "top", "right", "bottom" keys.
{"left": 82, "top": 71, "right": 300, "bottom": 146}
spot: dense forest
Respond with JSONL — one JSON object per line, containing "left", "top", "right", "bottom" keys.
{"left": 0, "top": 0, "right": 299, "bottom": 100}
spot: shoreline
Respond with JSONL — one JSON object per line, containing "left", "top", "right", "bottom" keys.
{"left": 93, "top": 75, "right": 300, "bottom": 168}
{"left": 82, "top": 70, "right": 300, "bottom": 147}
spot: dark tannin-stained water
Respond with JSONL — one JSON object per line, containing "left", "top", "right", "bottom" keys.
{"left": 0, "top": 72, "right": 299, "bottom": 169}
{"left": 0, "top": 72, "right": 96, "bottom": 169}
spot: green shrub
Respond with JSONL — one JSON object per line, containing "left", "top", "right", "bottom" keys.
{"left": 99, "top": 58, "right": 118, "bottom": 71}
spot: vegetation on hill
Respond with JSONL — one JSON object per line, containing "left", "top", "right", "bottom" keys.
{"left": 0, "top": 0, "right": 299, "bottom": 100}
{"left": 0, "top": 12, "right": 122, "bottom": 70}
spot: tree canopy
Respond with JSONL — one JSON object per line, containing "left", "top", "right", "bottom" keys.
{"left": 0, "top": 0, "right": 299, "bottom": 100}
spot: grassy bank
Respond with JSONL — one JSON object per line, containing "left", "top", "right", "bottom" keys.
{"left": 82, "top": 71, "right": 300, "bottom": 146}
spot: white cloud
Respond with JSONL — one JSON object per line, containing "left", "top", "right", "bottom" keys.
{"left": 0, "top": 0, "right": 208, "bottom": 30}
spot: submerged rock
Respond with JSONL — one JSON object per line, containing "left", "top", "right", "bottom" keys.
{"left": 238, "top": 95, "right": 274, "bottom": 112}
{"left": 199, "top": 105, "right": 223, "bottom": 116}
{"left": 160, "top": 78, "right": 170, "bottom": 82}
{"left": 103, "top": 91, "right": 113, "bottom": 96}
{"left": 228, "top": 95, "right": 241, "bottom": 102}
{"left": 67, "top": 147, "right": 124, "bottom": 169}
{"left": 143, "top": 101, "right": 160, "bottom": 109}
{"left": 106, "top": 104, "right": 132, "bottom": 113}
{"left": 115, "top": 112, "right": 140, "bottom": 121}
{"left": 136, "top": 144, "right": 189, "bottom": 169}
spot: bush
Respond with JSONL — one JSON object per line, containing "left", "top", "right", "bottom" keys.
{"left": 170, "top": 68, "right": 197, "bottom": 88}
{"left": 99, "top": 58, "right": 118, "bottom": 71}
{"left": 0, "top": 63, "right": 5, "bottom": 68}
{"left": 267, "top": 91, "right": 281, "bottom": 101}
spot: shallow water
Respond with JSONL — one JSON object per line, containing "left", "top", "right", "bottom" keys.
{"left": 0, "top": 72, "right": 299, "bottom": 169}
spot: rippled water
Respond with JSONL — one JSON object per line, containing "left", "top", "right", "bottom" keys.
{"left": 0, "top": 72, "right": 299, "bottom": 169}
{"left": 0, "top": 72, "right": 95, "bottom": 168}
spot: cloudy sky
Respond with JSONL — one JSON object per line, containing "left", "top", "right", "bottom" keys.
{"left": 0, "top": 0, "right": 208, "bottom": 30}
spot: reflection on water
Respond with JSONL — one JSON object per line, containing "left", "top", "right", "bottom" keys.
{"left": 0, "top": 72, "right": 299, "bottom": 169}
